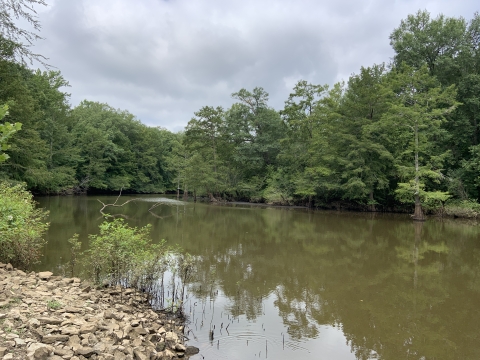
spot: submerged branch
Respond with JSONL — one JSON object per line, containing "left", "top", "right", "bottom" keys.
{"left": 98, "top": 188, "right": 184, "bottom": 219}
{"left": 97, "top": 188, "right": 140, "bottom": 217}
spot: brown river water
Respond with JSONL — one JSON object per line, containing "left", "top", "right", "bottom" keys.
{"left": 35, "top": 195, "right": 480, "bottom": 360}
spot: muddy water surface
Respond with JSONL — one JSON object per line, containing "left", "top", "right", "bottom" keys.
{"left": 35, "top": 195, "right": 480, "bottom": 360}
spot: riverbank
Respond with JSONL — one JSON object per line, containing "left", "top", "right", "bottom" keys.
{"left": 0, "top": 262, "right": 198, "bottom": 360}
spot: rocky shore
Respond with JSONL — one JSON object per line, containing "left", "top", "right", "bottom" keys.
{"left": 0, "top": 262, "right": 198, "bottom": 360}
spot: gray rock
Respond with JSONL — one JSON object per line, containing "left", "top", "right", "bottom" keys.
{"left": 113, "top": 350, "right": 126, "bottom": 360}
{"left": 14, "top": 337, "right": 26, "bottom": 346}
{"left": 37, "top": 271, "right": 53, "bottom": 280}
{"left": 29, "top": 344, "right": 52, "bottom": 360}
{"left": 37, "top": 317, "right": 62, "bottom": 325}
{"left": 155, "top": 342, "right": 165, "bottom": 352}
{"left": 75, "top": 346, "right": 97, "bottom": 357}
{"left": 42, "top": 334, "right": 69, "bottom": 343}
{"left": 67, "top": 335, "right": 81, "bottom": 347}
{"left": 65, "top": 306, "right": 83, "bottom": 313}
{"left": 61, "top": 326, "right": 80, "bottom": 335}
{"left": 53, "top": 347, "right": 70, "bottom": 356}
{"left": 133, "top": 348, "right": 149, "bottom": 360}
{"left": 80, "top": 323, "right": 97, "bottom": 334}
{"left": 185, "top": 346, "right": 200, "bottom": 355}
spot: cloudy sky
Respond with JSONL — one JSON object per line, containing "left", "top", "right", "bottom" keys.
{"left": 27, "top": 0, "right": 478, "bottom": 131}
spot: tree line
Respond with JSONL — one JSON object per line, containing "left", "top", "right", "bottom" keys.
{"left": 1, "top": 10, "right": 480, "bottom": 216}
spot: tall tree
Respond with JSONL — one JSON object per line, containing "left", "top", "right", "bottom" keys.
{"left": 338, "top": 64, "right": 394, "bottom": 210}
{"left": 184, "top": 106, "right": 226, "bottom": 199}
{"left": 229, "top": 87, "right": 283, "bottom": 172}
{"left": 390, "top": 10, "right": 467, "bottom": 76}
{"left": 280, "top": 80, "right": 328, "bottom": 206}
{"left": 382, "top": 65, "right": 459, "bottom": 219}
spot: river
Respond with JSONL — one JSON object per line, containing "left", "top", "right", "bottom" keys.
{"left": 35, "top": 195, "right": 480, "bottom": 360}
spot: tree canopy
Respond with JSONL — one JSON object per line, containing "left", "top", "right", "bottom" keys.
{"left": 1, "top": 9, "right": 480, "bottom": 215}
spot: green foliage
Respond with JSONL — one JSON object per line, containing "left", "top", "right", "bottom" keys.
{"left": 444, "top": 199, "right": 480, "bottom": 218}
{"left": 0, "top": 104, "right": 22, "bottom": 163}
{"left": 263, "top": 168, "right": 294, "bottom": 205}
{"left": 2, "top": 8, "right": 480, "bottom": 216}
{"left": 382, "top": 64, "right": 459, "bottom": 211}
{"left": 83, "top": 218, "right": 170, "bottom": 288}
{"left": 0, "top": 182, "right": 48, "bottom": 268}
{"left": 47, "top": 300, "right": 62, "bottom": 310}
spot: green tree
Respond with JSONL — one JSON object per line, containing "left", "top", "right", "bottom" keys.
{"left": 390, "top": 10, "right": 467, "bottom": 75}
{"left": 382, "top": 65, "right": 459, "bottom": 219}
{"left": 27, "top": 70, "right": 79, "bottom": 192}
{"left": 280, "top": 80, "right": 328, "bottom": 206}
{"left": 229, "top": 87, "right": 283, "bottom": 174}
{"left": 338, "top": 64, "right": 394, "bottom": 209}
{"left": 184, "top": 106, "right": 227, "bottom": 199}
{"left": 71, "top": 101, "right": 173, "bottom": 193}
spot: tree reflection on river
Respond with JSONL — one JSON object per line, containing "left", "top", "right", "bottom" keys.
{"left": 36, "top": 195, "right": 480, "bottom": 359}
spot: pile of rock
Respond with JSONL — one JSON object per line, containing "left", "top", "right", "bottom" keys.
{"left": 0, "top": 263, "right": 199, "bottom": 360}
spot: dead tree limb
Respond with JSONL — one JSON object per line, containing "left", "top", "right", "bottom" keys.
{"left": 97, "top": 188, "right": 140, "bottom": 217}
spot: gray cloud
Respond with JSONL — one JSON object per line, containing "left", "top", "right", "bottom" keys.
{"left": 29, "top": 0, "right": 479, "bottom": 131}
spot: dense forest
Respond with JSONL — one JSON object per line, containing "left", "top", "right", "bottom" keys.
{"left": 1, "top": 10, "right": 480, "bottom": 216}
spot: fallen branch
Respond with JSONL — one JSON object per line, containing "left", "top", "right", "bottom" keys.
{"left": 97, "top": 188, "right": 140, "bottom": 217}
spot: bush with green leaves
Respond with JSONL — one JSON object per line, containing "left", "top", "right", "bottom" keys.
{"left": 444, "top": 200, "right": 480, "bottom": 218}
{"left": 0, "top": 104, "right": 22, "bottom": 163}
{"left": 0, "top": 182, "right": 49, "bottom": 268}
{"left": 83, "top": 218, "right": 170, "bottom": 288}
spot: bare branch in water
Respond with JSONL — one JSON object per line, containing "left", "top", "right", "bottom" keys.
{"left": 97, "top": 188, "right": 140, "bottom": 217}
{"left": 98, "top": 188, "right": 183, "bottom": 219}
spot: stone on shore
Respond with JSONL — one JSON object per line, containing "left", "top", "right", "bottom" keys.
{"left": 0, "top": 262, "right": 192, "bottom": 360}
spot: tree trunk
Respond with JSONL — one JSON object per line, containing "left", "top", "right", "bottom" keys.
{"left": 412, "top": 194, "right": 425, "bottom": 221}
{"left": 412, "top": 122, "right": 425, "bottom": 221}
{"left": 208, "top": 193, "right": 218, "bottom": 202}
{"left": 177, "top": 179, "right": 180, "bottom": 200}
{"left": 183, "top": 185, "right": 188, "bottom": 201}
{"left": 194, "top": 189, "right": 197, "bottom": 203}
{"left": 369, "top": 190, "right": 376, "bottom": 212}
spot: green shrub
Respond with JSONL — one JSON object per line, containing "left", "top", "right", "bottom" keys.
{"left": 83, "top": 218, "right": 170, "bottom": 287}
{"left": 0, "top": 182, "right": 49, "bottom": 268}
{"left": 444, "top": 199, "right": 480, "bottom": 218}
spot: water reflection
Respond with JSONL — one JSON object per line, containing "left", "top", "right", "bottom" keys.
{"left": 35, "top": 196, "right": 480, "bottom": 359}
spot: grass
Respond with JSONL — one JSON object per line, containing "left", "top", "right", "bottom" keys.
{"left": 47, "top": 300, "right": 62, "bottom": 310}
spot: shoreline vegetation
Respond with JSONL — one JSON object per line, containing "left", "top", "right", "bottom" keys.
{"left": 2, "top": 10, "right": 480, "bottom": 221}
{"left": 0, "top": 185, "right": 198, "bottom": 359}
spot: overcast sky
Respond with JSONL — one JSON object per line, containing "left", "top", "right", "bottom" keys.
{"left": 27, "top": 0, "right": 478, "bottom": 132}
